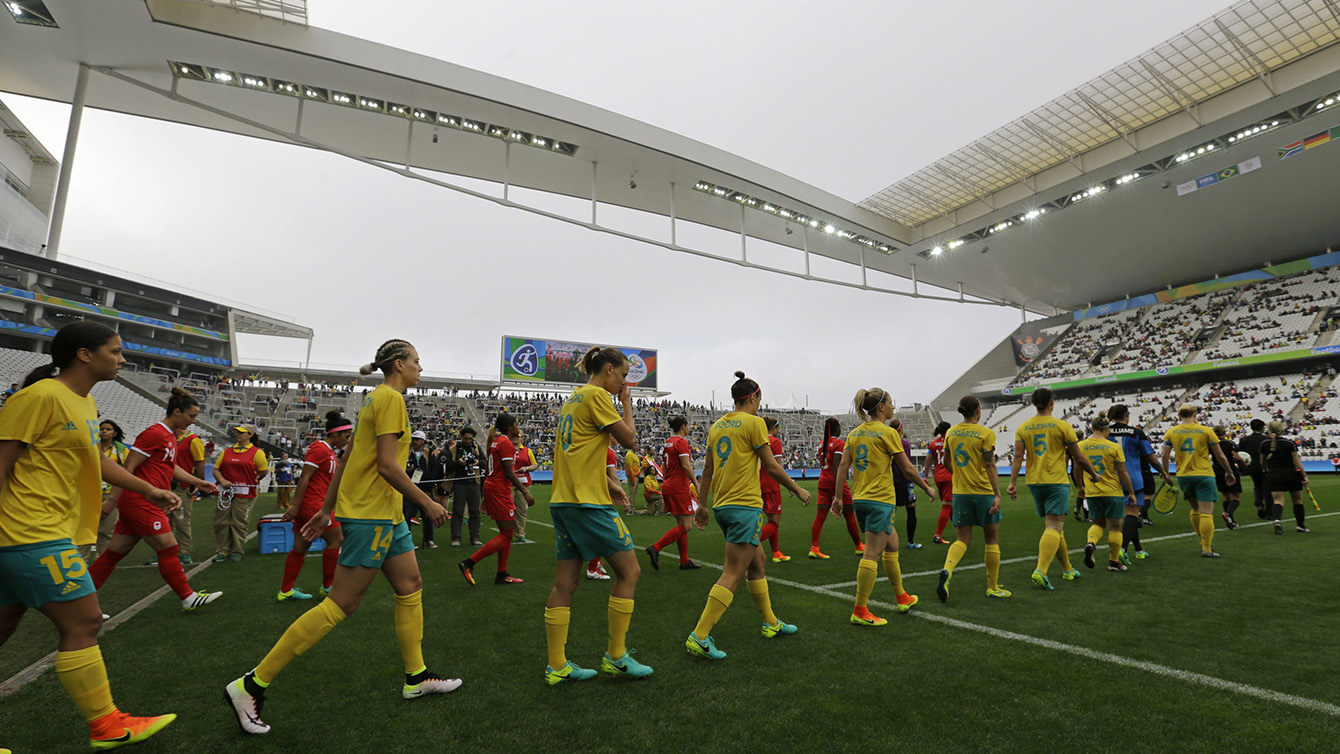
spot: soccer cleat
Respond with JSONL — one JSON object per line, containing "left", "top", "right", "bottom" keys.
{"left": 1108, "top": 560, "right": 1127, "bottom": 572}
{"left": 585, "top": 567, "right": 611, "bottom": 580}
{"left": 229, "top": 553, "right": 242, "bottom": 562}
{"left": 89, "top": 710, "right": 178, "bottom": 750}
{"left": 896, "top": 593, "right": 919, "bottom": 613}
{"left": 601, "top": 650, "right": 653, "bottom": 679}
{"left": 679, "top": 560, "right": 702, "bottom": 570}
{"left": 182, "top": 590, "right": 222, "bottom": 612}
{"left": 1031, "top": 569, "right": 1054, "bottom": 591}
{"left": 224, "top": 675, "right": 269, "bottom": 735}
{"left": 402, "top": 671, "right": 462, "bottom": 699}
{"left": 933, "top": 535, "right": 950, "bottom": 545}
{"left": 319, "top": 585, "right": 331, "bottom": 598}
{"left": 1201, "top": 550, "right": 1221, "bottom": 558}
{"left": 1083, "top": 542, "right": 1096, "bottom": 569}
{"left": 644, "top": 544, "right": 661, "bottom": 571}
{"left": 761, "top": 619, "right": 799, "bottom": 638}
{"left": 936, "top": 569, "right": 951, "bottom": 603}
{"left": 1134, "top": 549, "right": 1149, "bottom": 560}
{"left": 1061, "top": 569, "right": 1081, "bottom": 581}
{"left": 544, "top": 661, "right": 598, "bottom": 686}
{"left": 906, "top": 542, "right": 923, "bottom": 549}
{"left": 807, "top": 547, "right": 830, "bottom": 559}
{"left": 1222, "top": 513, "right": 1239, "bottom": 530}
{"left": 1274, "top": 521, "right": 1284, "bottom": 535}
{"left": 986, "top": 586, "right": 1013, "bottom": 598}
{"left": 854, "top": 543, "right": 866, "bottom": 555}
{"left": 457, "top": 559, "right": 476, "bottom": 586}
{"left": 1297, "top": 526, "right": 1311, "bottom": 533}
{"left": 495, "top": 572, "right": 523, "bottom": 585}
{"left": 685, "top": 632, "right": 727, "bottom": 660}
{"left": 1140, "top": 517, "right": 1155, "bottom": 527}
{"left": 276, "top": 588, "right": 313, "bottom": 602}
{"left": 850, "top": 608, "right": 887, "bottom": 627}
{"left": 771, "top": 551, "right": 791, "bottom": 562}
{"left": 1118, "top": 549, "right": 1131, "bottom": 566}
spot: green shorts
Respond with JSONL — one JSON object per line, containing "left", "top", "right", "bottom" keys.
{"left": 1178, "top": 476, "right": 1218, "bottom": 503}
{"left": 714, "top": 506, "right": 765, "bottom": 546}
{"left": 551, "top": 505, "right": 634, "bottom": 561}
{"left": 0, "top": 539, "right": 96, "bottom": 609}
{"left": 853, "top": 500, "right": 895, "bottom": 535}
{"left": 1088, "top": 496, "right": 1126, "bottom": 521}
{"left": 1030, "top": 484, "right": 1071, "bottom": 517}
{"left": 335, "top": 519, "right": 414, "bottom": 569}
{"left": 952, "top": 494, "right": 1001, "bottom": 528}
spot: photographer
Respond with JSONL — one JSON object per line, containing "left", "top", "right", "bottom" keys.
{"left": 404, "top": 431, "right": 436, "bottom": 547}
{"left": 449, "top": 426, "right": 485, "bottom": 547}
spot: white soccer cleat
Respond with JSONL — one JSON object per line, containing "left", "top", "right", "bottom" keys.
{"left": 224, "top": 676, "right": 270, "bottom": 735}
{"left": 585, "top": 568, "right": 611, "bottom": 581}
{"left": 402, "top": 672, "right": 463, "bottom": 699}
{"left": 183, "top": 590, "right": 222, "bottom": 611}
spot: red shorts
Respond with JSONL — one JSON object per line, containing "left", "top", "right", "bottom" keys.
{"left": 936, "top": 480, "right": 954, "bottom": 504}
{"left": 817, "top": 486, "right": 853, "bottom": 508}
{"left": 483, "top": 482, "right": 516, "bottom": 521}
{"left": 114, "top": 502, "right": 170, "bottom": 537}
{"left": 762, "top": 489, "right": 782, "bottom": 515}
{"left": 293, "top": 505, "right": 340, "bottom": 531}
{"left": 663, "top": 488, "right": 694, "bottom": 516}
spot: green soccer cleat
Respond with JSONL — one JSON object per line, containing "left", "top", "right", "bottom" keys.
{"left": 544, "top": 661, "right": 598, "bottom": 686}
{"left": 1031, "top": 569, "right": 1054, "bottom": 591}
{"left": 601, "top": 650, "right": 653, "bottom": 679}
{"left": 1134, "top": 549, "right": 1149, "bottom": 560}
{"left": 686, "top": 632, "right": 727, "bottom": 660}
{"left": 276, "top": 588, "right": 313, "bottom": 602}
{"left": 850, "top": 609, "right": 887, "bottom": 627}
{"left": 936, "top": 568, "right": 951, "bottom": 603}
{"left": 761, "top": 619, "right": 798, "bottom": 638}
{"left": 896, "top": 593, "right": 919, "bottom": 613}
{"left": 1118, "top": 549, "right": 1131, "bottom": 566}
{"left": 986, "top": 586, "right": 1013, "bottom": 598}
{"left": 1061, "top": 569, "right": 1081, "bottom": 581}
{"left": 318, "top": 585, "right": 331, "bottom": 597}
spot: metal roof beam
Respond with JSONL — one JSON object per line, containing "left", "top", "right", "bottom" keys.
{"left": 971, "top": 144, "right": 1036, "bottom": 192}
{"left": 1021, "top": 119, "right": 1083, "bottom": 174}
{"left": 1213, "top": 18, "right": 1277, "bottom": 96}
{"left": 1137, "top": 57, "right": 1202, "bottom": 127}
{"left": 931, "top": 165, "right": 995, "bottom": 211}
{"left": 898, "top": 184, "right": 954, "bottom": 221}
{"left": 1074, "top": 91, "right": 1140, "bottom": 152}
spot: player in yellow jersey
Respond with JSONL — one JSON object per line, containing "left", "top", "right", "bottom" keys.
{"left": 937, "top": 396, "right": 1009, "bottom": 601}
{"left": 686, "top": 372, "right": 811, "bottom": 660}
{"left": 1007, "top": 387, "right": 1100, "bottom": 591}
{"left": 1159, "top": 404, "right": 1235, "bottom": 558}
{"left": 543, "top": 347, "right": 651, "bottom": 685}
{"left": 831, "top": 387, "right": 938, "bottom": 626}
{"left": 1076, "top": 412, "right": 1138, "bottom": 572}
{"left": 226, "top": 340, "right": 457, "bottom": 735}
{"left": 0, "top": 321, "right": 179, "bottom": 750}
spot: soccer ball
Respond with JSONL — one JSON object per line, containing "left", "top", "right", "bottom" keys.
{"left": 1238, "top": 451, "right": 1252, "bottom": 466}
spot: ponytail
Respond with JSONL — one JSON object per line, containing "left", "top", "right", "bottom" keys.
{"left": 1089, "top": 410, "right": 1110, "bottom": 433}
{"left": 324, "top": 411, "right": 352, "bottom": 433}
{"left": 817, "top": 417, "right": 840, "bottom": 465}
{"left": 21, "top": 320, "right": 118, "bottom": 389}
{"left": 166, "top": 387, "right": 198, "bottom": 416}
{"left": 581, "top": 346, "right": 627, "bottom": 376}
{"left": 853, "top": 388, "right": 888, "bottom": 422}
{"left": 360, "top": 339, "right": 414, "bottom": 376}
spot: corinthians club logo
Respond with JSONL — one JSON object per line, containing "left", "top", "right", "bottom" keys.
{"left": 510, "top": 344, "right": 540, "bottom": 376}
{"left": 626, "top": 354, "right": 648, "bottom": 384}
{"left": 1015, "top": 336, "right": 1044, "bottom": 362}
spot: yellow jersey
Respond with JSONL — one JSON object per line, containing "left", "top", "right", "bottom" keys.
{"left": 335, "top": 384, "right": 411, "bottom": 523}
{"left": 1078, "top": 437, "right": 1126, "bottom": 497}
{"left": 845, "top": 421, "right": 904, "bottom": 505}
{"left": 644, "top": 475, "right": 661, "bottom": 494}
{"left": 1016, "top": 415, "right": 1079, "bottom": 485}
{"left": 100, "top": 441, "right": 129, "bottom": 494}
{"left": 1165, "top": 423, "right": 1218, "bottom": 478}
{"left": 0, "top": 379, "right": 102, "bottom": 547}
{"left": 552, "top": 384, "right": 624, "bottom": 507}
{"left": 624, "top": 450, "right": 640, "bottom": 477}
{"left": 947, "top": 422, "right": 997, "bottom": 496}
{"left": 707, "top": 412, "right": 768, "bottom": 508}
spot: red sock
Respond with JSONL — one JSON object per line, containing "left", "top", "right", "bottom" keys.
{"left": 843, "top": 507, "right": 861, "bottom": 545}
{"left": 280, "top": 549, "right": 305, "bottom": 592}
{"left": 469, "top": 528, "right": 513, "bottom": 568}
{"left": 675, "top": 530, "right": 689, "bottom": 564}
{"left": 587, "top": 558, "right": 601, "bottom": 572}
{"left": 935, "top": 503, "right": 953, "bottom": 538}
{"left": 811, "top": 507, "right": 828, "bottom": 548}
{"left": 497, "top": 529, "right": 514, "bottom": 573}
{"left": 89, "top": 549, "right": 125, "bottom": 588}
{"left": 652, "top": 525, "right": 687, "bottom": 553}
{"left": 322, "top": 547, "right": 339, "bottom": 589}
{"left": 759, "top": 522, "right": 778, "bottom": 551}
{"left": 154, "top": 545, "right": 194, "bottom": 600}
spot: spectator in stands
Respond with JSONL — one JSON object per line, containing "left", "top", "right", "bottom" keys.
{"left": 274, "top": 452, "right": 294, "bottom": 512}
{"left": 448, "top": 427, "right": 484, "bottom": 547}
{"left": 212, "top": 424, "right": 269, "bottom": 563}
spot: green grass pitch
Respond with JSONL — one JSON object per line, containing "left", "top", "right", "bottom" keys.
{"left": 3, "top": 478, "right": 1339, "bottom": 753}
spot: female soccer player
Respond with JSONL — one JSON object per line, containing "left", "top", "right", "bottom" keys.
{"left": 923, "top": 421, "right": 955, "bottom": 544}
{"left": 759, "top": 417, "right": 797, "bottom": 562}
{"left": 86, "top": 419, "right": 128, "bottom": 559}
{"left": 809, "top": 418, "right": 862, "bottom": 559}
{"left": 0, "top": 320, "right": 179, "bottom": 749}
{"left": 1077, "top": 412, "right": 1137, "bottom": 572}
{"left": 645, "top": 416, "right": 701, "bottom": 570}
{"left": 1260, "top": 420, "right": 1309, "bottom": 535}
{"left": 211, "top": 424, "right": 268, "bottom": 562}
{"left": 937, "top": 395, "right": 1008, "bottom": 601}
{"left": 1007, "top": 387, "right": 1099, "bottom": 590}
{"left": 276, "top": 411, "right": 353, "bottom": 601}
{"left": 513, "top": 432, "right": 540, "bottom": 544}
{"left": 831, "top": 388, "right": 937, "bottom": 626}
{"left": 459, "top": 413, "right": 534, "bottom": 586}
{"left": 225, "top": 340, "right": 458, "bottom": 736}
{"left": 686, "top": 372, "right": 811, "bottom": 661}
{"left": 1160, "top": 405, "right": 1235, "bottom": 557}
{"left": 88, "top": 388, "right": 222, "bottom": 611}
{"left": 1211, "top": 425, "right": 1244, "bottom": 529}
{"left": 543, "top": 347, "right": 649, "bottom": 684}
{"left": 1106, "top": 404, "right": 1171, "bottom": 560}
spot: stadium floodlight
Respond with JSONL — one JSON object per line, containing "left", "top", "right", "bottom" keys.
{"left": 824, "top": 224, "right": 836, "bottom": 234}
{"left": 947, "top": 239, "right": 965, "bottom": 250}
{"left": 1023, "top": 209, "right": 1043, "bottom": 219}
{"left": 931, "top": 246, "right": 944, "bottom": 256}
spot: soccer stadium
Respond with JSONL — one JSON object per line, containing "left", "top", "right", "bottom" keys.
{"left": 2, "top": 1, "right": 1340, "bottom": 751}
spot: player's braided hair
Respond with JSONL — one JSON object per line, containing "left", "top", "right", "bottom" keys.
{"left": 1264, "top": 419, "right": 1287, "bottom": 462}
{"left": 818, "top": 417, "right": 840, "bottom": 466}
{"left": 360, "top": 339, "right": 414, "bottom": 376}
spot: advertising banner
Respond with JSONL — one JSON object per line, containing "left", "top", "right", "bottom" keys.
{"left": 502, "top": 336, "right": 658, "bottom": 389}
{"left": 1010, "top": 314, "right": 1071, "bottom": 367}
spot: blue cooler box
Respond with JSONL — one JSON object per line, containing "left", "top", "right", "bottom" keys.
{"left": 257, "top": 513, "right": 327, "bottom": 554}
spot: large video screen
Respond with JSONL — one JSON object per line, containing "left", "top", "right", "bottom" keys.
{"left": 502, "top": 336, "right": 657, "bottom": 389}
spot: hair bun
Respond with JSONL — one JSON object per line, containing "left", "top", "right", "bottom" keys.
{"left": 358, "top": 363, "right": 375, "bottom": 376}
{"left": 170, "top": 387, "right": 187, "bottom": 398}
{"left": 734, "top": 371, "right": 746, "bottom": 379}
{"left": 1095, "top": 410, "right": 1107, "bottom": 420}
{"left": 325, "top": 410, "right": 343, "bottom": 422}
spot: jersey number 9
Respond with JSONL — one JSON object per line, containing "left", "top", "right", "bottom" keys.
{"left": 715, "top": 436, "right": 732, "bottom": 468}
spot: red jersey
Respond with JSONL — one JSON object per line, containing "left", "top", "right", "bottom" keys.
{"left": 662, "top": 435, "right": 692, "bottom": 493}
{"left": 486, "top": 434, "right": 516, "bottom": 488}
{"left": 759, "top": 435, "right": 783, "bottom": 494}
{"left": 216, "top": 444, "right": 263, "bottom": 498}
{"left": 515, "top": 445, "right": 535, "bottom": 486}
{"left": 928, "top": 436, "right": 953, "bottom": 483}
{"left": 119, "top": 422, "right": 177, "bottom": 509}
{"left": 606, "top": 447, "right": 618, "bottom": 470}
{"left": 301, "top": 440, "right": 338, "bottom": 509}
{"left": 818, "top": 437, "right": 847, "bottom": 492}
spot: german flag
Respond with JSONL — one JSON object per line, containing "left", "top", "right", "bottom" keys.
{"left": 1304, "top": 130, "right": 1331, "bottom": 149}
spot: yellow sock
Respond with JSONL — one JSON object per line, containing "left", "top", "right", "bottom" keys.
{"left": 55, "top": 645, "right": 116, "bottom": 723}
{"left": 693, "top": 584, "right": 733, "bottom": 639}
{"left": 746, "top": 579, "right": 777, "bottom": 625}
{"left": 1055, "top": 529, "right": 1072, "bottom": 570}
{"left": 256, "top": 597, "right": 346, "bottom": 684}
{"left": 1189, "top": 508, "right": 1201, "bottom": 537}
{"left": 1199, "top": 513, "right": 1215, "bottom": 552}
{"left": 1036, "top": 529, "right": 1060, "bottom": 574}
{"left": 607, "top": 596, "right": 634, "bottom": 658}
{"left": 944, "top": 540, "right": 968, "bottom": 574}
{"left": 855, "top": 559, "right": 878, "bottom": 608}
{"left": 881, "top": 551, "right": 905, "bottom": 596}
{"left": 1087, "top": 525, "right": 1104, "bottom": 545}
{"left": 544, "top": 606, "right": 570, "bottom": 669}
{"left": 984, "top": 544, "right": 1001, "bottom": 590}
{"left": 1108, "top": 530, "right": 1124, "bottom": 561}
{"left": 393, "top": 589, "right": 425, "bottom": 675}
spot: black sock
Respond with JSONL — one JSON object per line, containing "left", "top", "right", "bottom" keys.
{"left": 1139, "top": 503, "right": 1151, "bottom": 520}
{"left": 243, "top": 672, "right": 266, "bottom": 697}
{"left": 1224, "top": 498, "right": 1239, "bottom": 520}
{"left": 1122, "top": 516, "right": 1139, "bottom": 550}
{"left": 905, "top": 506, "right": 917, "bottom": 544}
{"left": 1294, "top": 503, "right": 1306, "bottom": 528}
{"left": 406, "top": 668, "right": 432, "bottom": 684}
{"left": 1272, "top": 503, "right": 1283, "bottom": 521}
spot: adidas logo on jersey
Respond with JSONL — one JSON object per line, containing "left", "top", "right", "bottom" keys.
{"left": 61, "top": 580, "right": 82, "bottom": 595}
{"left": 60, "top": 421, "right": 78, "bottom": 431}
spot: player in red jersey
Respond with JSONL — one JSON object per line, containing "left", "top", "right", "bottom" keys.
{"left": 923, "top": 421, "right": 956, "bottom": 544}
{"left": 644, "top": 416, "right": 702, "bottom": 571}
{"left": 759, "top": 417, "right": 803, "bottom": 562}
{"left": 809, "top": 418, "right": 863, "bottom": 559}
{"left": 276, "top": 411, "right": 353, "bottom": 601}
{"left": 87, "top": 388, "right": 222, "bottom": 611}
{"left": 459, "top": 414, "right": 534, "bottom": 586}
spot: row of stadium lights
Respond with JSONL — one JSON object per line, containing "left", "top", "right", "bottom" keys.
{"left": 692, "top": 182, "right": 895, "bottom": 254}
{"left": 170, "top": 61, "right": 580, "bottom": 157}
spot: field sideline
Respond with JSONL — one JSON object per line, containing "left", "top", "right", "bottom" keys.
{"left": 3, "top": 478, "right": 1339, "bottom": 753}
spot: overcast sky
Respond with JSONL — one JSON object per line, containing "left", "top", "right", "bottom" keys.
{"left": 3, "top": 0, "right": 1231, "bottom": 412}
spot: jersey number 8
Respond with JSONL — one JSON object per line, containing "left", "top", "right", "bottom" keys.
{"left": 853, "top": 444, "right": 870, "bottom": 471}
